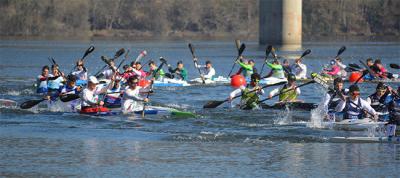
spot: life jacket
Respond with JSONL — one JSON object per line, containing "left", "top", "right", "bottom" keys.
{"left": 279, "top": 84, "right": 297, "bottom": 102}
{"left": 343, "top": 98, "right": 362, "bottom": 120}
{"left": 328, "top": 89, "right": 345, "bottom": 110}
{"left": 240, "top": 87, "right": 259, "bottom": 109}
{"left": 368, "top": 93, "right": 389, "bottom": 114}
{"left": 80, "top": 106, "right": 110, "bottom": 115}
{"left": 389, "top": 99, "right": 400, "bottom": 125}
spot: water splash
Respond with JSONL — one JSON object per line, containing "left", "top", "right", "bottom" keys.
{"left": 308, "top": 85, "right": 329, "bottom": 128}
{"left": 274, "top": 105, "right": 293, "bottom": 125}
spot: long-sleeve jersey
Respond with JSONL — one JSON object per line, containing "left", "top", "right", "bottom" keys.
{"left": 335, "top": 97, "right": 377, "bottom": 116}
{"left": 71, "top": 68, "right": 87, "bottom": 80}
{"left": 266, "top": 62, "right": 285, "bottom": 79}
{"left": 291, "top": 63, "right": 307, "bottom": 79}
{"left": 194, "top": 64, "right": 216, "bottom": 79}
{"left": 122, "top": 86, "right": 145, "bottom": 113}
{"left": 80, "top": 83, "right": 113, "bottom": 107}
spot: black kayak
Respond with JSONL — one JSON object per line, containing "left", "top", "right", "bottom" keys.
{"left": 261, "top": 102, "right": 318, "bottom": 111}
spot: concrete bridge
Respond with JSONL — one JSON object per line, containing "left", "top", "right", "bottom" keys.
{"left": 259, "top": 0, "right": 302, "bottom": 47}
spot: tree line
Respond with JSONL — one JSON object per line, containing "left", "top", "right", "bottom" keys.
{"left": 0, "top": 0, "right": 398, "bottom": 40}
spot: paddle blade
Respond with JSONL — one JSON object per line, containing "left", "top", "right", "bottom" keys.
{"left": 101, "top": 56, "right": 112, "bottom": 66}
{"left": 188, "top": 43, "right": 196, "bottom": 58}
{"left": 60, "top": 94, "right": 80, "bottom": 102}
{"left": 114, "top": 48, "right": 125, "bottom": 59}
{"left": 159, "top": 57, "right": 167, "bottom": 64}
{"left": 124, "top": 49, "right": 130, "bottom": 59}
{"left": 20, "top": 99, "right": 45, "bottom": 109}
{"left": 235, "top": 39, "right": 241, "bottom": 51}
{"left": 336, "top": 46, "right": 346, "bottom": 58}
{"left": 348, "top": 63, "right": 362, "bottom": 69}
{"left": 390, "top": 63, "right": 400, "bottom": 69}
{"left": 82, "top": 45, "right": 95, "bottom": 59}
{"left": 266, "top": 45, "right": 273, "bottom": 58}
{"left": 300, "top": 49, "right": 311, "bottom": 59}
{"left": 203, "top": 100, "right": 226, "bottom": 109}
{"left": 238, "top": 43, "right": 246, "bottom": 56}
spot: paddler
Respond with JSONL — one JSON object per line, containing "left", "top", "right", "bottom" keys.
{"left": 335, "top": 85, "right": 378, "bottom": 120}
{"left": 147, "top": 60, "right": 165, "bottom": 81}
{"left": 47, "top": 64, "right": 65, "bottom": 100}
{"left": 167, "top": 60, "right": 188, "bottom": 81}
{"left": 282, "top": 59, "right": 292, "bottom": 75}
{"left": 71, "top": 59, "right": 87, "bottom": 81}
{"left": 323, "top": 78, "right": 348, "bottom": 121}
{"left": 100, "top": 61, "right": 117, "bottom": 80}
{"left": 268, "top": 74, "right": 300, "bottom": 102}
{"left": 122, "top": 76, "right": 149, "bottom": 113}
{"left": 291, "top": 57, "right": 307, "bottom": 79}
{"left": 59, "top": 75, "right": 81, "bottom": 112}
{"left": 194, "top": 59, "right": 215, "bottom": 80}
{"left": 263, "top": 59, "right": 285, "bottom": 79}
{"left": 387, "top": 86, "right": 400, "bottom": 137}
{"left": 234, "top": 58, "right": 256, "bottom": 78}
{"left": 133, "top": 61, "right": 147, "bottom": 79}
{"left": 104, "top": 76, "right": 123, "bottom": 108}
{"left": 371, "top": 59, "right": 392, "bottom": 79}
{"left": 335, "top": 58, "right": 347, "bottom": 79}
{"left": 322, "top": 60, "right": 341, "bottom": 78}
{"left": 363, "top": 58, "right": 375, "bottom": 80}
{"left": 366, "top": 82, "right": 392, "bottom": 121}
{"left": 80, "top": 75, "right": 115, "bottom": 113}
{"left": 36, "top": 65, "right": 49, "bottom": 94}
{"left": 229, "top": 73, "right": 264, "bottom": 110}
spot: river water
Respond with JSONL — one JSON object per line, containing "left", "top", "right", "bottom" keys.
{"left": 0, "top": 40, "right": 399, "bottom": 177}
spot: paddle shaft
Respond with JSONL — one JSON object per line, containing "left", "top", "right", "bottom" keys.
{"left": 142, "top": 59, "right": 166, "bottom": 117}
{"left": 188, "top": 43, "right": 205, "bottom": 84}
{"left": 258, "top": 80, "right": 315, "bottom": 103}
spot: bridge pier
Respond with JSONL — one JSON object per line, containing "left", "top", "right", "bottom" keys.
{"left": 259, "top": 0, "right": 302, "bottom": 48}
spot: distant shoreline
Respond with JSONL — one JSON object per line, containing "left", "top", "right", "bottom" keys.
{"left": 0, "top": 31, "right": 399, "bottom": 43}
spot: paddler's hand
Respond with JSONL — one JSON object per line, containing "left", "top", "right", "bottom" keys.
{"left": 98, "top": 101, "right": 104, "bottom": 106}
{"left": 255, "top": 86, "right": 261, "bottom": 91}
{"left": 193, "top": 58, "right": 198, "bottom": 62}
{"left": 44, "top": 95, "right": 50, "bottom": 100}
{"left": 76, "top": 86, "right": 82, "bottom": 92}
{"left": 373, "top": 114, "right": 379, "bottom": 121}
{"left": 228, "top": 96, "right": 233, "bottom": 102}
{"left": 144, "top": 98, "right": 149, "bottom": 102}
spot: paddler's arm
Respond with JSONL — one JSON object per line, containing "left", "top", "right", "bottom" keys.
{"left": 229, "top": 86, "right": 245, "bottom": 100}
{"left": 266, "top": 62, "right": 283, "bottom": 70}
{"left": 334, "top": 100, "right": 346, "bottom": 113}
{"left": 203, "top": 68, "right": 215, "bottom": 79}
{"left": 268, "top": 88, "right": 280, "bottom": 98}
{"left": 360, "top": 99, "right": 377, "bottom": 116}
{"left": 237, "top": 61, "right": 253, "bottom": 71}
{"left": 181, "top": 68, "right": 188, "bottom": 80}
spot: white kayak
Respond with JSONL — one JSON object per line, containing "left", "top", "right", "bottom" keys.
{"left": 323, "top": 118, "right": 387, "bottom": 131}
{"left": 331, "top": 136, "right": 400, "bottom": 143}
{"left": 189, "top": 76, "right": 230, "bottom": 85}
{"left": 153, "top": 78, "right": 191, "bottom": 87}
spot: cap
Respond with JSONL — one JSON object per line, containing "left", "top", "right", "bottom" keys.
{"left": 205, "top": 60, "right": 212, "bottom": 65}
{"left": 248, "top": 59, "right": 255, "bottom": 63}
{"left": 287, "top": 73, "right": 296, "bottom": 81}
{"left": 88, "top": 76, "right": 99, "bottom": 84}
{"left": 177, "top": 60, "right": 183, "bottom": 65}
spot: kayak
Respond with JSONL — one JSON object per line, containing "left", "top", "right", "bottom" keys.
{"left": 153, "top": 78, "right": 191, "bottom": 87}
{"left": 189, "top": 76, "right": 230, "bottom": 85}
{"left": 321, "top": 118, "right": 387, "bottom": 131}
{"left": 261, "top": 102, "right": 318, "bottom": 111}
{"left": 331, "top": 136, "right": 400, "bottom": 143}
{"left": 78, "top": 105, "right": 196, "bottom": 118}
{"left": 259, "top": 77, "right": 287, "bottom": 85}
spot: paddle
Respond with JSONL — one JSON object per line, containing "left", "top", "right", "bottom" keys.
{"left": 116, "top": 49, "right": 130, "bottom": 71}
{"left": 227, "top": 43, "right": 246, "bottom": 77}
{"left": 94, "top": 48, "right": 125, "bottom": 77}
{"left": 20, "top": 99, "right": 46, "bottom": 109}
{"left": 259, "top": 45, "right": 273, "bottom": 76}
{"left": 188, "top": 43, "right": 205, "bottom": 84}
{"left": 203, "top": 81, "right": 287, "bottom": 108}
{"left": 258, "top": 80, "right": 316, "bottom": 103}
{"left": 69, "top": 45, "right": 95, "bottom": 73}
{"left": 348, "top": 63, "right": 362, "bottom": 69}
{"left": 60, "top": 94, "right": 80, "bottom": 102}
{"left": 134, "top": 50, "right": 147, "bottom": 64}
{"left": 335, "top": 46, "right": 346, "bottom": 59}
{"left": 390, "top": 63, "right": 400, "bottom": 69}
{"left": 235, "top": 39, "right": 241, "bottom": 51}
{"left": 142, "top": 57, "right": 167, "bottom": 118}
